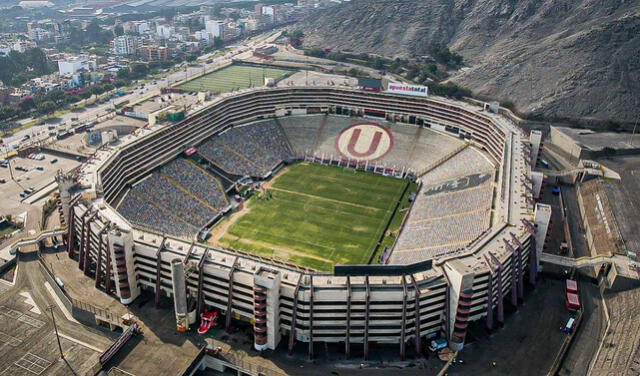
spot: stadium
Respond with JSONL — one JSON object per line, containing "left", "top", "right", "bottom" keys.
{"left": 55, "top": 86, "right": 547, "bottom": 359}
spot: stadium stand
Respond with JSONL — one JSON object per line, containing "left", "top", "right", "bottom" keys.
{"left": 199, "top": 120, "right": 293, "bottom": 177}
{"left": 278, "top": 115, "right": 324, "bottom": 155}
{"left": 300, "top": 116, "right": 463, "bottom": 173}
{"left": 117, "top": 158, "right": 228, "bottom": 238}
{"left": 409, "top": 185, "right": 494, "bottom": 222}
{"left": 422, "top": 147, "right": 495, "bottom": 184}
{"left": 382, "top": 125, "right": 462, "bottom": 172}
{"left": 390, "top": 173, "right": 494, "bottom": 264}
{"left": 161, "top": 158, "right": 228, "bottom": 210}
{"left": 117, "top": 188, "right": 199, "bottom": 237}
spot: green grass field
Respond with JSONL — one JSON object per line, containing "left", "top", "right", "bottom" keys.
{"left": 218, "top": 163, "right": 408, "bottom": 271}
{"left": 177, "top": 64, "right": 293, "bottom": 94}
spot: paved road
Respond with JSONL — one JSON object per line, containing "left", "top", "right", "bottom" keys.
{"left": 539, "top": 144, "right": 606, "bottom": 376}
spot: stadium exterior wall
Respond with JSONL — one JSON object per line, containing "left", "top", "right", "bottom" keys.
{"left": 59, "top": 87, "right": 537, "bottom": 357}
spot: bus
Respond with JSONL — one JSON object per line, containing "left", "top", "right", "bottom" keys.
{"left": 566, "top": 292, "right": 581, "bottom": 312}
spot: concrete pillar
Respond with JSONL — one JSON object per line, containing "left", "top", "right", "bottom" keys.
{"left": 345, "top": 275, "right": 351, "bottom": 359}
{"left": 94, "top": 227, "right": 109, "bottom": 288}
{"left": 529, "top": 237, "right": 537, "bottom": 285}
{"left": 288, "top": 276, "right": 302, "bottom": 355}
{"left": 485, "top": 271, "right": 494, "bottom": 330}
{"left": 105, "top": 236, "right": 113, "bottom": 294}
{"left": 171, "top": 258, "right": 189, "bottom": 332}
{"left": 534, "top": 203, "right": 552, "bottom": 269}
{"left": 363, "top": 276, "right": 370, "bottom": 361}
{"left": 196, "top": 250, "right": 208, "bottom": 316}
{"left": 516, "top": 246, "right": 524, "bottom": 300}
{"left": 489, "top": 253, "right": 505, "bottom": 324}
{"left": 400, "top": 276, "right": 408, "bottom": 360}
{"left": 510, "top": 253, "right": 518, "bottom": 307}
{"left": 529, "top": 130, "right": 542, "bottom": 167}
{"left": 253, "top": 267, "right": 281, "bottom": 351}
{"left": 308, "top": 275, "right": 314, "bottom": 360}
{"left": 76, "top": 210, "right": 89, "bottom": 260}
{"left": 225, "top": 258, "right": 238, "bottom": 331}
{"left": 410, "top": 275, "right": 421, "bottom": 355}
{"left": 155, "top": 241, "right": 164, "bottom": 307}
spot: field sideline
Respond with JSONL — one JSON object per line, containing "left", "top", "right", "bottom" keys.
{"left": 218, "top": 163, "right": 408, "bottom": 271}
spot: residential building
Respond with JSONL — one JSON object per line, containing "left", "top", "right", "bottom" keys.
{"left": 139, "top": 46, "right": 170, "bottom": 62}
{"left": 156, "top": 24, "right": 174, "bottom": 39}
{"left": 205, "top": 20, "right": 225, "bottom": 39}
{"left": 58, "top": 55, "right": 96, "bottom": 75}
{"left": 113, "top": 35, "right": 136, "bottom": 55}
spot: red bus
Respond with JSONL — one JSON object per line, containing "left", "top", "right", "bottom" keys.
{"left": 566, "top": 292, "right": 581, "bottom": 311}
{"left": 566, "top": 279, "right": 578, "bottom": 294}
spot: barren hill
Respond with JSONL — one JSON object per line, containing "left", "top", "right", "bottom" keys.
{"left": 300, "top": 0, "right": 640, "bottom": 123}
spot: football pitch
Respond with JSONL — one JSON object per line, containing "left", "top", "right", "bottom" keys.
{"left": 177, "top": 64, "right": 293, "bottom": 94}
{"left": 218, "top": 163, "right": 408, "bottom": 271}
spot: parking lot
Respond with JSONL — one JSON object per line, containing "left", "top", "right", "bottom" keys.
{"left": 0, "top": 152, "right": 80, "bottom": 216}
{"left": 0, "top": 295, "right": 100, "bottom": 376}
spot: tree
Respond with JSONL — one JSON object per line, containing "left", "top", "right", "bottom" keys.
{"left": 114, "top": 24, "right": 124, "bottom": 36}
{"left": 46, "top": 90, "right": 65, "bottom": 104}
{"left": 36, "top": 100, "right": 56, "bottom": 115}
{"left": 90, "top": 86, "right": 104, "bottom": 98}
{"left": 372, "top": 57, "right": 385, "bottom": 70}
{"left": 186, "top": 54, "right": 197, "bottom": 62}
{"left": 131, "top": 63, "right": 148, "bottom": 78}
{"left": 213, "top": 36, "right": 224, "bottom": 49}
{"left": 18, "top": 98, "right": 35, "bottom": 112}
{"left": 0, "top": 106, "right": 17, "bottom": 122}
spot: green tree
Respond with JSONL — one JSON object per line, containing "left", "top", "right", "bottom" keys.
{"left": 90, "top": 86, "right": 105, "bottom": 98}
{"left": 213, "top": 36, "right": 224, "bottom": 49}
{"left": 18, "top": 98, "right": 35, "bottom": 112}
{"left": 372, "top": 57, "right": 385, "bottom": 70}
{"left": 0, "top": 106, "right": 17, "bottom": 122}
{"left": 36, "top": 100, "right": 56, "bottom": 114}
{"left": 114, "top": 24, "right": 124, "bottom": 36}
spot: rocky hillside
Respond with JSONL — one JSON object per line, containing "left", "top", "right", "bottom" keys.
{"left": 300, "top": 0, "right": 640, "bottom": 123}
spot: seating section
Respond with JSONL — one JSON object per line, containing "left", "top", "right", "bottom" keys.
{"left": 199, "top": 120, "right": 292, "bottom": 177}
{"left": 118, "top": 158, "right": 228, "bottom": 238}
{"left": 278, "top": 115, "right": 324, "bottom": 155}
{"left": 118, "top": 184, "right": 200, "bottom": 238}
{"left": 296, "top": 115, "right": 465, "bottom": 173}
{"left": 390, "top": 174, "right": 494, "bottom": 264}
{"left": 409, "top": 186, "right": 493, "bottom": 222}
{"left": 422, "top": 147, "right": 494, "bottom": 184}
{"left": 162, "top": 158, "right": 228, "bottom": 210}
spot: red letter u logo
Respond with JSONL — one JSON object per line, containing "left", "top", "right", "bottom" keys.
{"left": 347, "top": 129, "right": 382, "bottom": 157}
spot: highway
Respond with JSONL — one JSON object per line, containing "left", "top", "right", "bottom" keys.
{"left": 2, "top": 30, "right": 282, "bottom": 151}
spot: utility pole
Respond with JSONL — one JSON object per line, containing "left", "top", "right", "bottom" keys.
{"left": 48, "top": 305, "right": 64, "bottom": 360}
{"left": 8, "top": 155, "right": 15, "bottom": 182}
